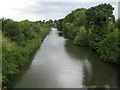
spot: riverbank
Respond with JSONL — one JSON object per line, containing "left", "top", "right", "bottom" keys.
{"left": 8, "top": 29, "right": 118, "bottom": 88}
{"left": 57, "top": 4, "right": 119, "bottom": 64}
{"left": 2, "top": 19, "right": 50, "bottom": 87}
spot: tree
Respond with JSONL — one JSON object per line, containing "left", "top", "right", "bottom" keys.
{"left": 2, "top": 19, "right": 24, "bottom": 43}
{"left": 97, "top": 29, "right": 119, "bottom": 63}
{"left": 85, "top": 3, "right": 115, "bottom": 48}
{"left": 73, "top": 8, "right": 86, "bottom": 26}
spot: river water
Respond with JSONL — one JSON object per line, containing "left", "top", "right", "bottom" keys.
{"left": 9, "top": 28, "right": 119, "bottom": 88}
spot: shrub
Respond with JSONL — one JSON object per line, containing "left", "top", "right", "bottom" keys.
{"left": 74, "top": 26, "right": 90, "bottom": 46}
{"left": 2, "top": 19, "right": 50, "bottom": 86}
{"left": 97, "top": 29, "right": 119, "bottom": 63}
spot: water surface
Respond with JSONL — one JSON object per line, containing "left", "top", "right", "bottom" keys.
{"left": 9, "top": 28, "right": 118, "bottom": 88}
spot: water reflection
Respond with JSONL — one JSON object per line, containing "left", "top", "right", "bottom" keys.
{"left": 9, "top": 30, "right": 119, "bottom": 88}
{"left": 64, "top": 40, "right": 118, "bottom": 88}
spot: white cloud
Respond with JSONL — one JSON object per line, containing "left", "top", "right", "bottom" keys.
{"left": 36, "top": 0, "right": 119, "bottom": 2}
{"left": 0, "top": 0, "right": 119, "bottom": 21}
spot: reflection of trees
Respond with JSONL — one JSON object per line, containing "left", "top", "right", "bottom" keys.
{"left": 64, "top": 40, "right": 118, "bottom": 88}
{"left": 64, "top": 40, "right": 91, "bottom": 60}
{"left": 118, "top": 65, "right": 120, "bottom": 88}
{"left": 83, "top": 53, "right": 118, "bottom": 88}
{"left": 58, "top": 31, "right": 63, "bottom": 37}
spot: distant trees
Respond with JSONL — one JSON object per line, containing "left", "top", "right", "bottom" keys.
{"left": 58, "top": 8, "right": 87, "bottom": 39}
{"left": 57, "top": 3, "right": 119, "bottom": 64}
{"left": 46, "top": 19, "right": 58, "bottom": 28}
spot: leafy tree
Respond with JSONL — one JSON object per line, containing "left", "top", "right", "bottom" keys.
{"left": 19, "top": 20, "right": 36, "bottom": 40}
{"left": 74, "top": 26, "right": 90, "bottom": 46}
{"left": 57, "top": 3, "right": 118, "bottom": 64}
{"left": 116, "top": 19, "right": 120, "bottom": 29}
{"left": 97, "top": 29, "right": 119, "bottom": 63}
{"left": 73, "top": 8, "right": 86, "bottom": 26}
{"left": 2, "top": 19, "right": 24, "bottom": 43}
{"left": 85, "top": 3, "right": 115, "bottom": 48}
{"left": 85, "top": 3, "right": 115, "bottom": 27}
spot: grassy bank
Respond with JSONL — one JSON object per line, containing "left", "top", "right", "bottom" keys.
{"left": 57, "top": 3, "right": 119, "bottom": 64}
{"left": 2, "top": 19, "right": 50, "bottom": 86}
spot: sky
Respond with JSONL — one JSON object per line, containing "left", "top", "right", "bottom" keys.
{"left": 118, "top": 1, "right": 120, "bottom": 19}
{"left": 0, "top": 0, "right": 119, "bottom": 21}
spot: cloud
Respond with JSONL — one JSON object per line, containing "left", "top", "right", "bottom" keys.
{"left": 36, "top": 0, "right": 119, "bottom": 2}
{"left": 0, "top": 0, "right": 119, "bottom": 21}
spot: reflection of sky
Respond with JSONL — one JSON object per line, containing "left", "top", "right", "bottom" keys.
{"left": 0, "top": 0, "right": 119, "bottom": 21}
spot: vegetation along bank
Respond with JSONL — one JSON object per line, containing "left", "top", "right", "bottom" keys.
{"left": 2, "top": 19, "right": 50, "bottom": 86}
{"left": 57, "top": 3, "right": 120, "bottom": 64}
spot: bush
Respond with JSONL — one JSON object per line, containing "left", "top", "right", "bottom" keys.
{"left": 57, "top": 3, "right": 119, "bottom": 64}
{"left": 63, "top": 22, "right": 78, "bottom": 39}
{"left": 74, "top": 26, "right": 90, "bottom": 46}
{"left": 2, "top": 19, "right": 24, "bottom": 43}
{"left": 97, "top": 29, "right": 119, "bottom": 63}
{"left": 2, "top": 19, "right": 50, "bottom": 86}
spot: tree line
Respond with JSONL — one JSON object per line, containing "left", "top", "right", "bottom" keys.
{"left": 2, "top": 19, "right": 50, "bottom": 86}
{"left": 57, "top": 3, "right": 120, "bottom": 64}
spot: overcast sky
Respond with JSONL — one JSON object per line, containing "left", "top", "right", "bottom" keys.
{"left": 0, "top": 0, "right": 119, "bottom": 21}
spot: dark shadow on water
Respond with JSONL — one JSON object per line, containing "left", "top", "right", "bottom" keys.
{"left": 8, "top": 30, "right": 119, "bottom": 88}
{"left": 64, "top": 40, "right": 91, "bottom": 60}
{"left": 64, "top": 39, "right": 119, "bottom": 88}
{"left": 58, "top": 31, "right": 63, "bottom": 37}
{"left": 118, "top": 65, "right": 120, "bottom": 88}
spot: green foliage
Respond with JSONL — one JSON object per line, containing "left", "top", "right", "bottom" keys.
{"left": 58, "top": 8, "right": 87, "bottom": 40}
{"left": 85, "top": 3, "right": 115, "bottom": 27}
{"left": 85, "top": 3, "right": 115, "bottom": 47}
{"left": 46, "top": 19, "right": 57, "bottom": 28}
{"left": 2, "top": 19, "right": 50, "bottom": 86}
{"left": 57, "top": 19, "right": 64, "bottom": 31}
{"left": 2, "top": 19, "right": 24, "bottom": 43}
{"left": 57, "top": 3, "right": 119, "bottom": 64}
{"left": 115, "top": 19, "right": 120, "bottom": 29}
{"left": 19, "top": 20, "right": 36, "bottom": 40}
{"left": 74, "top": 26, "right": 90, "bottom": 46}
{"left": 97, "top": 29, "right": 119, "bottom": 63}
{"left": 73, "top": 8, "right": 86, "bottom": 26}
{"left": 62, "top": 22, "right": 78, "bottom": 39}
{"left": 64, "top": 8, "right": 87, "bottom": 27}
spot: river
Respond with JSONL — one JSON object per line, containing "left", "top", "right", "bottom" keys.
{"left": 9, "top": 28, "right": 119, "bottom": 88}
